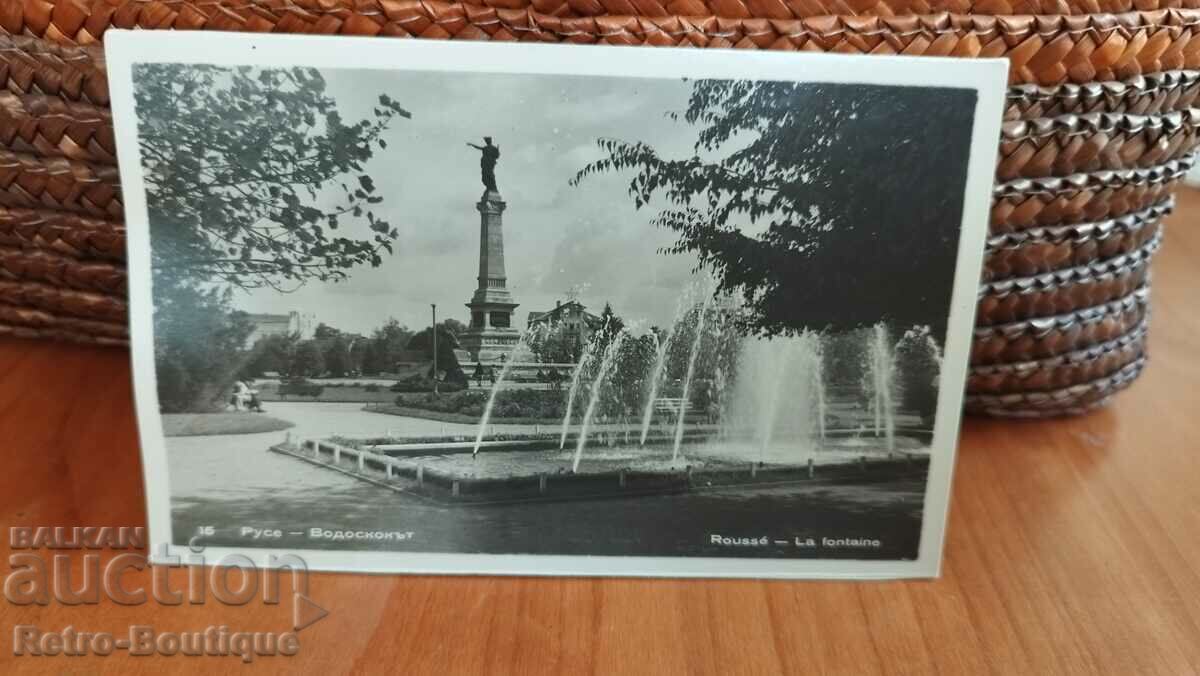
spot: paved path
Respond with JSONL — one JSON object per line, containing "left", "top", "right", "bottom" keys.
{"left": 167, "top": 402, "right": 484, "bottom": 503}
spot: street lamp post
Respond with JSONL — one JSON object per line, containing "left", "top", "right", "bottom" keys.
{"left": 431, "top": 303, "right": 438, "bottom": 395}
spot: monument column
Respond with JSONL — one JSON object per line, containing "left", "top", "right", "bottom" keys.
{"left": 477, "top": 192, "right": 508, "bottom": 303}
{"left": 460, "top": 189, "right": 520, "bottom": 362}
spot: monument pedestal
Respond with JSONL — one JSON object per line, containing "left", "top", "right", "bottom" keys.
{"left": 460, "top": 189, "right": 520, "bottom": 363}
{"left": 460, "top": 326, "right": 521, "bottom": 363}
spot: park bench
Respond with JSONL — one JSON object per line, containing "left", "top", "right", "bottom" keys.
{"left": 653, "top": 398, "right": 691, "bottom": 416}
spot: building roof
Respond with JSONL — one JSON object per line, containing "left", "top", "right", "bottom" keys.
{"left": 527, "top": 300, "right": 603, "bottom": 328}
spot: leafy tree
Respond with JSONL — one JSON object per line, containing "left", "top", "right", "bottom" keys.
{"left": 586, "top": 302, "right": 625, "bottom": 364}
{"left": 154, "top": 280, "right": 255, "bottom": 412}
{"left": 134, "top": 63, "right": 411, "bottom": 290}
{"left": 361, "top": 340, "right": 386, "bottom": 376}
{"left": 529, "top": 323, "right": 582, "bottom": 364}
{"left": 660, "top": 304, "right": 706, "bottom": 395}
{"left": 597, "top": 303, "right": 624, "bottom": 338}
{"left": 362, "top": 318, "right": 412, "bottom": 375}
{"left": 313, "top": 323, "right": 342, "bottom": 340}
{"left": 324, "top": 335, "right": 351, "bottom": 377}
{"left": 440, "top": 318, "right": 467, "bottom": 341}
{"left": 896, "top": 327, "right": 943, "bottom": 426}
{"left": 573, "top": 81, "right": 975, "bottom": 338}
{"left": 820, "top": 329, "right": 869, "bottom": 395}
{"left": 290, "top": 340, "right": 326, "bottom": 378}
{"left": 606, "top": 333, "right": 658, "bottom": 419}
{"left": 241, "top": 332, "right": 299, "bottom": 378}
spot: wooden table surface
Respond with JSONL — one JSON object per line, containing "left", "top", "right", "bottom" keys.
{"left": 1, "top": 193, "right": 1198, "bottom": 675}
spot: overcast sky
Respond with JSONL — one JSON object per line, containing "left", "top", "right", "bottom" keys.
{"left": 232, "top": 68, "right": 703, "bottom": 335}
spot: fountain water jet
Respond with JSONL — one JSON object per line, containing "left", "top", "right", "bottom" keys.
{"left": 866, "top": 323, "right": 896, "bottom": 452}
{"left": 719, "top": 330, "right": 828, "bottom": 462}
{"left": 472, "top": 329, "right": 534, "bottom": 457}
{"left": 638, "top": 289, "right": 698, "bottom": 446}
{"left": 756, "top": 339, "right": 790, "bottom": 461}
{"left": 558, "top": 338, "right": 599, "bottom": 450}
{"left": 672, "top": 294, "right": 711, "bottom": 462}
{"left": 810, "top": 332, "right": 827, "bottom": 444}
{"left": 572, "top": 331, "right": 629, "bottom": 472}
{"left": 638, "top": 329, "right": 670, "bottom": 445}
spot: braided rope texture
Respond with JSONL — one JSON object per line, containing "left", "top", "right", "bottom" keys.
{"left": 10, "top": 6, "right": 1200, "bottom": 85}
{"left": 971, "top": 284, "right": 1148, "bottom": 362}
{"left": 13, "top": 0, "right": 1200, "bottom": 26}
{"left": 978, "top": 227, "right": 1158, "bottom": 322}
{"left": 998, "top": 108, "right": 1200, "bottom": 179}
{"left": 983, "top": 197, "right": 1167, "bottom": 277}
{"left": 1005, "top": 70, "right": 1200, "bottom": 118}
{"left": 0, "top": 7, "right": 1191, "bottom": 411}
{"left": 964, "top": 353, "right": 1145, "bottom": 412}
{"left": 967, "top": 318, "right": 1145, "bottom": 392}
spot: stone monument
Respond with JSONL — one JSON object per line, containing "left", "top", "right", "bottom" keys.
{"left": 460, "top": 138, "right": 520, "bottom": 362}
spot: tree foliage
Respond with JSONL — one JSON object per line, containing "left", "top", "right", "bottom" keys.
{"left": 896, "top": 326, "right": 942, "bottom": 425}
{"left": 529, "top": 325, "right": 582, "bottom": 364}
{"left": 290, "top": 341, "right": 326, "bottom": 378}
{"left": 313, "top": 322, "right": 342, "bottom": 340}
{"left": 361, "top": 319, "right": 413, "bottom": 375}
{"left": 134, "top": 64, "right": 411, "bottom": 290}
{"left": 606, "top": 333, "right": 658, "bottom": 418}
{"left": 154, "top": 280, "right": 255, "bottom": 412}
{"left": 573, "top": 81, "right": 976, "bottom": 337}
{"left": 323, "top": 335, "right": 352, "bottom": 377}
{"left": 440, "top": 318, "right": 468, "bottom": 341}
{"left": 241, "top": 332, "right": 299, "bottom": 379}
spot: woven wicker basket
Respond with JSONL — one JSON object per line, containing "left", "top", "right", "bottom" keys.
{"left": 3, "top": 1, "right": 1197, "bottom": 416}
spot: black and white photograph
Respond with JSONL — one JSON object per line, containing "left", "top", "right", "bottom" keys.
{"left": 109, "top": 34, "right": 1003, "bottom": 578}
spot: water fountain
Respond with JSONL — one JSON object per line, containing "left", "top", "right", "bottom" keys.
{"left": 671, "top": 295, "right": 711, "bottom": 462}
{"left": 572, "top": 330, "right": 629, "bottom": 472}
{"left": 866, "top": 322, "right": 896, "bottom": 452}
{"left": 638, "top": 290, "right": 698, "bottom": 446}
{"left": 638, "top": 329, "right": 670, "bottom": 446}
{"left": 462, "top": 295, "right": 841, "bottom": 467}
{"left": 810, "top": 333, "right": 827, "bottom": 443}
{"left": 718, "top": 330, "right": 827, "bottom": 462}
{"left": 756, "top": 339, "right": 790, "bottom": 461}
{"left": 472, "top": 329, "right": 534, "bottom": 457}
{"left": 558, "top": 337, "right": 599, "bottom": 450}
{"left": 284, "top": 288, "right": 947, "bottom": 505}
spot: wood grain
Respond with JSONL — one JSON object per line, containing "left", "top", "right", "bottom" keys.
{"left": 0, "top": 191, "right": 1198, "bottom": 675}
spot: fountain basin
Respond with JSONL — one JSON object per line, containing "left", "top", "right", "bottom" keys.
{"left": 361, "top": 428, "right": 716, "bottom": 457}
{"left": 272, "top": 438, "right": 930, "bottom": 505}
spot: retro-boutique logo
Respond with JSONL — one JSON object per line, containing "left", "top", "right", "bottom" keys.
{"left": 4, "top": 526, "right": 328, "bottom": 662}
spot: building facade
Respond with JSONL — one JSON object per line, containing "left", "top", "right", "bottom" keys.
{"left": 243, "top": 311, "right": 314, "bottom": 347}
{"left": 526, "top": 300, "right": 604, "bottom": 347}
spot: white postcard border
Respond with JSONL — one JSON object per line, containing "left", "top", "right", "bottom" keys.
{"left": 106, "top": 30, "right": 1006, "bottom": 579}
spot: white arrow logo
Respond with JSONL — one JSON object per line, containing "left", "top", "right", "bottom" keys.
{"left": 293, "top": 593, "right": 329, "bottom": 632}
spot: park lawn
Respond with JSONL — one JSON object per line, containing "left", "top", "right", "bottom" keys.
{"left": 162, "top": 413, "right": 295, "bottom": 437}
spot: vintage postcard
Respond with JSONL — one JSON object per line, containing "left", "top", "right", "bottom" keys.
{"left": 107, "top": 31, "right": 1005, "bottom": 578}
